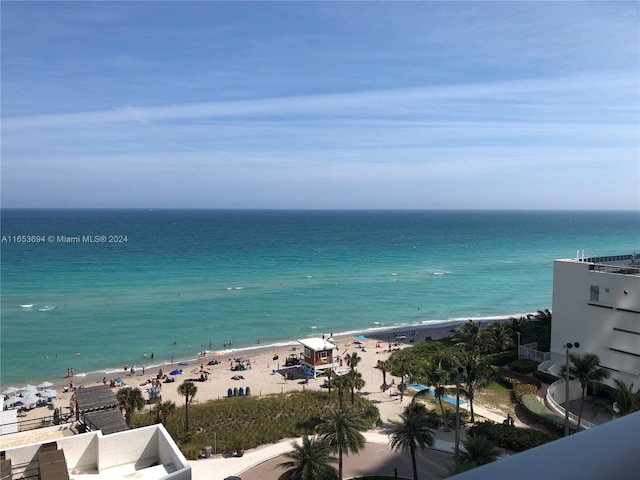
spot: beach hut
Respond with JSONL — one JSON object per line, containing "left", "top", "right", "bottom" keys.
{"left": 297, "top": 338, "right": 340, "bottom": 378}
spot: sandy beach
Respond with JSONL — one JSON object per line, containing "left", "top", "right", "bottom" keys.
{"left": 1, "top": 316, "right": 530, "bottom": 480}
{"left": 5, "top": 319, "right": 487, "bottom": 428}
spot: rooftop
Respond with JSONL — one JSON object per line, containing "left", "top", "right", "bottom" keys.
{"left": 561, "top": 252, "right": 640, "bottom": 275}
{"left": 298, "top": 338, "right": 338, "bottom": 351}
{"left": 1, "top": 424, "right": 190, "bottom": 480}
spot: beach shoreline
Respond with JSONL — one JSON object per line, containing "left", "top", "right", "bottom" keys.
{"left": 1, "top": 314, "right": 532, "bottom": 393}
{"left": 0, "top": 314, "right": 535, "bottom": 438}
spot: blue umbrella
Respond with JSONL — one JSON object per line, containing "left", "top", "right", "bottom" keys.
{"left": 170, "top": 369, "right": 183, "bottom": 376}
{"left": 358, "top": 334, "right": 366, "bottom": 340}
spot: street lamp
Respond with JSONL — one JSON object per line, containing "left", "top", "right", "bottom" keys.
{"left": 563, "top": 342, "right": 580, "bottom": 436}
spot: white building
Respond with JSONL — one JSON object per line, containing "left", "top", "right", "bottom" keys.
{"left": 0, "top": 423, "right": 190, "bottom": 479}
{"left": 548, "top": 253, "right": 640, "bottom": 389}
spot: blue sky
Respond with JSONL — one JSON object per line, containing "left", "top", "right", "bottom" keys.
{"left": 1, "top": 1, "right": 638, "bottom": 209}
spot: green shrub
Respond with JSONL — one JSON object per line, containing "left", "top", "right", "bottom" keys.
{"left": 495, "top": 368, "right": 542, "bottom": 389}
{"left": 513, "top": 383, "right": 538, "bottom": 402}
{"left": 509, "top": 359, "right": 539, "bottom": 374}
{"left": 468, "top": 420, "right": 559, "bottom": 452}
{"left": 131, "top": 390, "right": 379, "bottom": 460}
{"left": 532, "top": 370, "right": 559, "bottom": 385}
{"left": 486, "top": 351, "right": 517, "bottom": 367}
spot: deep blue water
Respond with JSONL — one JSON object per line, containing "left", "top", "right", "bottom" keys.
{"left": 1, "top": 209, "right": 638, "bottom": 386}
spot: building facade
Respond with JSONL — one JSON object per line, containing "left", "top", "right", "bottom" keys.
{"left": 549, "top": 253, "right": 640, "bottom": 389}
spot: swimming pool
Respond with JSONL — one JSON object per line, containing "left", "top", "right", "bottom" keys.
{"left": 407, "top": 383, "right": 468, "bottom": 408}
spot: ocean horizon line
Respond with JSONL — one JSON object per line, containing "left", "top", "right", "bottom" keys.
{"left": 1, "top": 207, "right": 637, "bottom": 213}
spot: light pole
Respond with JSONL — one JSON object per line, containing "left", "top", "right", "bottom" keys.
{"left": 516, "top": 332, "right": 521, "bottom": 360}
{"left": 563, "top": 342, "right": 580, "bottom": 436}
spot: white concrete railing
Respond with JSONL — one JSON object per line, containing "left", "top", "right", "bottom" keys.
{"left": 519, "top": 343, "right": 550, "bottom": 362}
{"left": 546, "top": 379, "right": 596, "bottom": 430}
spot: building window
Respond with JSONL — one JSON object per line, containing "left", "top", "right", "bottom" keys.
{"left": 590, "top": 285, "right": 599, "bottom": 302}
{"left": 304, "top": 348, "right": 311, "bottom": 358}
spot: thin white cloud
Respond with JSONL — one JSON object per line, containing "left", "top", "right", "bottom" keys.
{"left": 4, "top": 72, "right": 635, "bottom": 129}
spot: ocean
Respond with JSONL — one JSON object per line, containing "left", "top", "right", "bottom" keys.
{"left": 1, "top": 209, "right": 638, "bottom": 387}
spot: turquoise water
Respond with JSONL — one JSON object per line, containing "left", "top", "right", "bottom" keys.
{"left": 407, "top": 383, "right": 466, "bottom": 406}
{"left": 1, "top": 209, "right": 638, "bottom": 386}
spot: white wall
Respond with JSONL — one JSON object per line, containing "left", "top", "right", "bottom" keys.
{"left": 551, "top": 259, "right": 640, "bottom": 389}
{"left": 2, "top": 424, "right": 191, "bottom": 480}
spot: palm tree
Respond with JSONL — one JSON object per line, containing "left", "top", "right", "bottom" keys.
{"left": 115, "top": 387, "right": 145, "bottom": 427}
{"left": 592, "top": 379, "right": 640, "bottom": 419}
{"left": 376, "top": 360, "right": 389, "bottom": 389}
{"left": 331, "top": 374, "right": 350, "bottom": 409}
{"left": 486, "top": 322, "right": 514, "bottom": 353}
{"left": 345, "top": 352, "right": 361, "bottom": 371}
{"left": 397, "top": 381, "right": 407, "bottom": 403}
{"left": 277, "top": 435, "right": 338, "bottom": 480}
{"left": 417, "top": 365, "right": 451, "bottom": 429}
{"left": 564, "top": 353, "right": 610, "bottom": 431}
{"left": 346, "top": 370, "right": 365, "bottom": 406}
{"left": 535, "top": 308, "right": 552, "bottom": 326}
{"left": 177, "top": 381, "right": 198, "bottom": 433}
{"left": 459, "top": 357, "right": 490, "bottom": 423}
{"left": 387, "top": 355, "right": 412, "bottom": 384}
{"left": 324, "top": 369, "right": 334, "bottom": 395}
{"left": 154, "top": 400, "right": 176, "bottom": 425}
{"left": 316, "top": 408, "right": 366, "bottom": 480}
{"left": 388, "top": 403, "right": 435, "bottom": 480}
{"left": 508, "top": 315, "right": 525, "bottom": 336}
{"left": 458, "top": 434, "right": 500, "bottom": 469}
{"left": 454, "top": 320, "right": 484, "bottom": 359}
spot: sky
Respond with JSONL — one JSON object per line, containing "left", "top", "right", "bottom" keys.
{"left": 1, "top": 1, "right": 639, "bottom": 210}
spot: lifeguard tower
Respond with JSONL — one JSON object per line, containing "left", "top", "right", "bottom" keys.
{"left": 297, "top": 338, "right": 340, "bottom": 378}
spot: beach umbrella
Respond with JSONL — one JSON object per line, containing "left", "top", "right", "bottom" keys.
{"left": 18, "top": 393, "right": 39, "bottom": 406}
{"left": 358, "top": 334, "right": 366, "bottom": 340}
{"left": 3, "top": 397, "right": 21, "bottom": 407}
{"left": 39, "top": 389, "right": 57, "bottom": 398}
{"left": 20, "top": 385, "right": 38, "bottom": 394}
{"left": 37, "top": 381, "right": 54, "bottom": 389}
{"left": 2, "top": 387, "right": 19, "bottom": 396}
